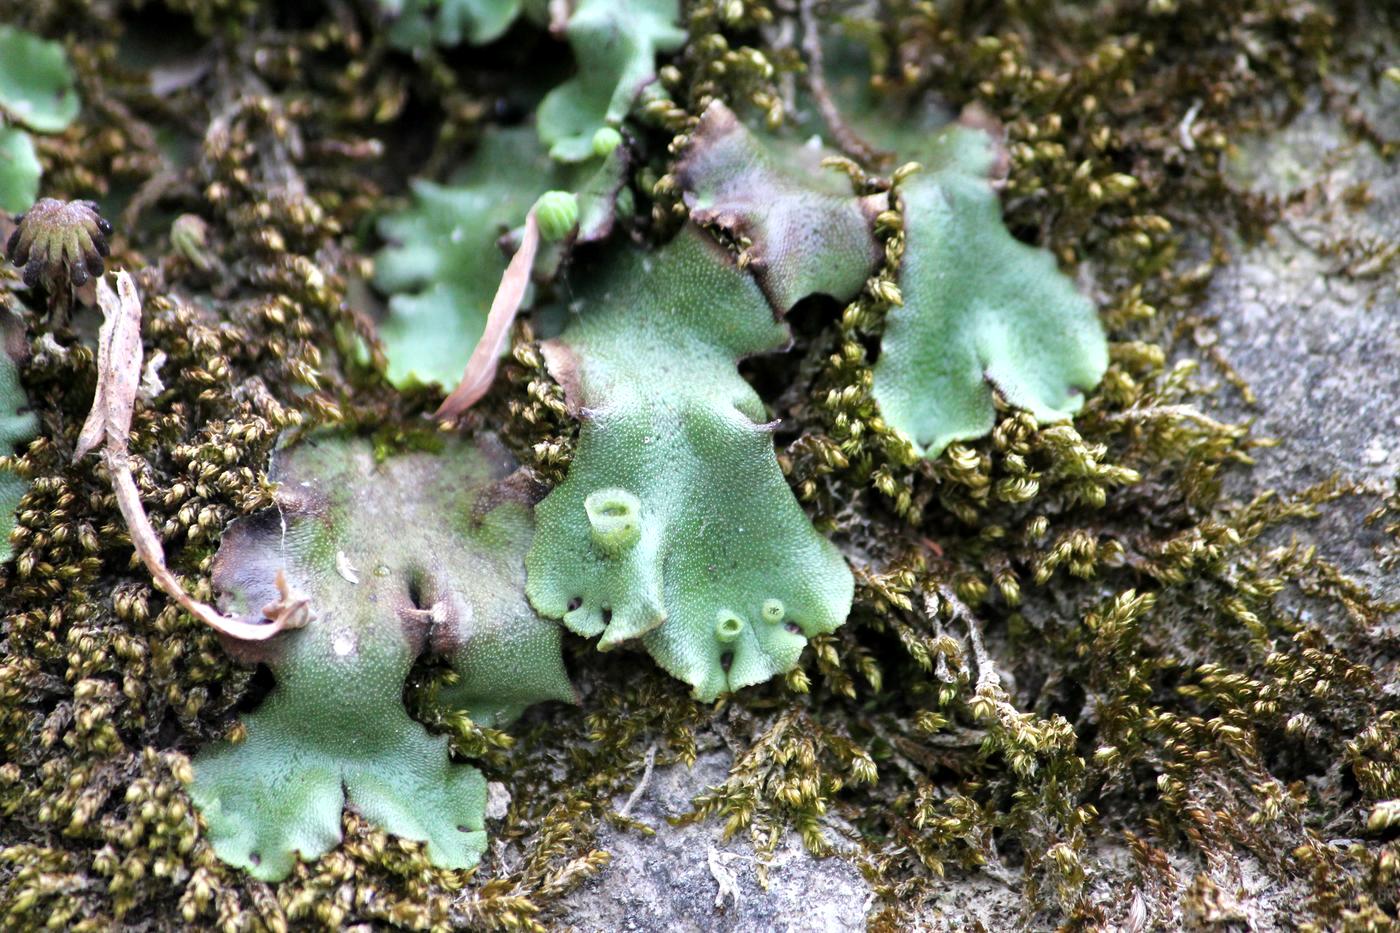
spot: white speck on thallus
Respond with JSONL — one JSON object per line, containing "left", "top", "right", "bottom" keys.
{"left": 332, "top": 630, "right": 356, "bottom": 657}
{"left": 335, "top": 550, "right": 360, "bottom": 584}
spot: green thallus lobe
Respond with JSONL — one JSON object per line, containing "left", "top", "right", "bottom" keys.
{"left": 525, "top": 225, "right": 855, "bottom": 702}
{"left": 190, "top": 435, "right": 572, "bottom": 881}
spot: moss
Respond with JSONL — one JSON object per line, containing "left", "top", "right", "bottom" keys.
{"left": 1, "top": 0, "right": 1397, "bottom": 929}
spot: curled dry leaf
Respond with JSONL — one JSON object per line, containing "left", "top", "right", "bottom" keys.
{"left": 74, "top": 271, "right": 142, "bottom": 460}
{"left": 262, "top": 570, "right": 313, "bottom": 631}
{"left": 79, "top": 272, "right": 308, "bottom": 642}
{"left": 435, "top": 209, "right": 540, "bottom": 420}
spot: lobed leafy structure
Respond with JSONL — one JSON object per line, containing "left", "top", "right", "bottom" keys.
{"left": 674, "top": 102, "right": 884, "bottom": 311}
{"left": 381, "top": 0, "right": 527, "bottom": 49}
{"left": 673, "top": 101, "right": 1106, "bottom": 463}
{"left": 372, "top": 0, "right": 683, "bottom": 387}
{"left": 515, "top": 104, "right": 888, "bottom": 699}
{"left": 0, "top": 26, "right": 78, "bottom": 213}
{"left": 536, "top": 0, "right": 685, "bottom": 162}
{"left": 872, "top": 126, "right": 1108, "bottom": 459}
{"left": 191, "top": 434, "right": 572, "bottom": 881}
{"left": 2, "top": 1, "right": 1395, "bottom": 930}
{"left": 380, "top": 0, "right": 683, "bottom": 161}
{"left": 493, "top": 96, "right": 1104, "bottom": 703}
{"left": 526, "top": 225, "right": 854, "bottom": 701}
{"left": 373, "top": 127, "right": 626, "bottom": 387}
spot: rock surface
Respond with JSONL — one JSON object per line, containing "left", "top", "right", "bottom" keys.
{"left": 557, "top": 750, "right": 874, "bottom": 932}
{"left": 1214, "top": 85, "right": 1399, "bottom": 602}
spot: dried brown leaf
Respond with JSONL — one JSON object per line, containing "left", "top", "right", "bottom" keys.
{"left": 81, "top": 272, "right": 307, "bottom": 642}
{"left": 74, "top": 271, "right": 142, "bottom": 460}
{"left": 436, "top": 210, "right": 541, "bottom": 420}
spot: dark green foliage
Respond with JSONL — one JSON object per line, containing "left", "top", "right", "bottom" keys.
{"left": 372, "top": 128, "right": 627, "bottom": 388}
{"left": 525, "top": 226, "right": 853, "bottom": 700}
{"left": 873, "top": 153, "right": 1107, "bottom": 459}
{"left": 0, "top": 25, "right": 78, "bottom": 212}
{"left": 536, "top": 0, "right": 685, "bottom": 162}
{"left": 380, "top": 0, "right": 525, "bottom": 50}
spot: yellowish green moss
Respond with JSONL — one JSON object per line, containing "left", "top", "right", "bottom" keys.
{"left": 0, "top": 0, "right": 1396, "bottom": 929}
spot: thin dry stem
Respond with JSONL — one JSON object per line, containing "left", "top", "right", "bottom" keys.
{"left": 82, "top": 273, "right": 309, "bottom": 642}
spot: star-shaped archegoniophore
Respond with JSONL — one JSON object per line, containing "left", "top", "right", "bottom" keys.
{"left": 191, "top": 434, "right": 573, "bottom": 881}
{"left": 526, "top": 227, "right": 853, "bottom": 702}
{"left": 6, "top": 199, "right": 113, "bottom": 289}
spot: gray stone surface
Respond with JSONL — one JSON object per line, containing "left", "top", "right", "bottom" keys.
{"left": 556, "top": 749, "right": 873, "bottom": 932}
{"left": 1212, "top": 84, "right": 1399, "bottom": 601}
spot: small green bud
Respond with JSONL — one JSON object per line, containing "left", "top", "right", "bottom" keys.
{"left": 534, "top": 190, "right": 579, "bottom": 242}
{"left": 615, "top": 185, "right": 636, "bottom": 219}
{"left": 171, "top": 214, "right": 214, "bottom": 272}
{"left": 584, "top": 488, "right": 641, "bottom": 555}
{"left": 591, "top": 126, "right": 623, "bottom": 157}
{"left": 761, "top": 599, "right": 785, "bottom": 624}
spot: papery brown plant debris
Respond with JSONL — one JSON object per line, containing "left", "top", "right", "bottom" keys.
{"left": 0, "top": 0, "right": 1395, "bottom": 931}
